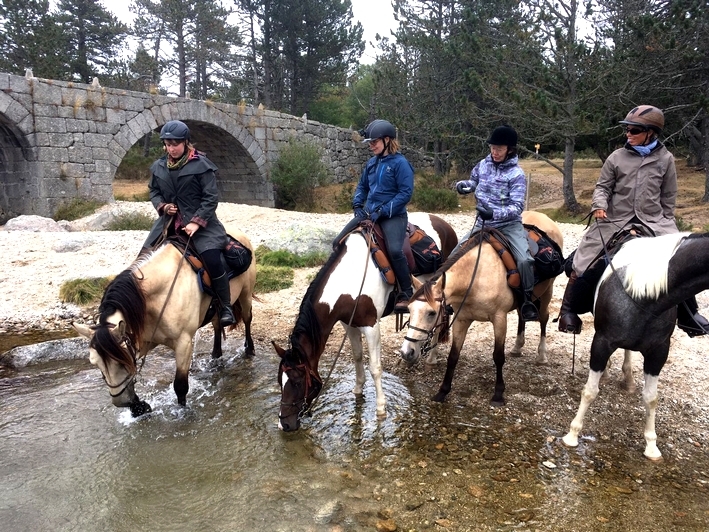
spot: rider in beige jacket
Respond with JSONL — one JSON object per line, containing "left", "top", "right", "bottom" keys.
{"left": 558, "top": 105, "right": 709, "bottom": 337}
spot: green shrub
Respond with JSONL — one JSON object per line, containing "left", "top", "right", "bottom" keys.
{"left": 255, "top": 265, "right": 294, "bottom": 292}
{"left": 115, "top": 136, "right": 164, "bottom": 181}
{"left": 271, "top": 138, "right": 330, "bottom": 211}
{"left": 105, "top": 212, "right": 155, "bottom": 231}
{"left": 411, "top": 184, "right": 459, "bottom": 212}
{"left": 59, "top": 277, "right": 112, "bottom": 305}
{"left": 53, "top": 198, "right": 104, "bottom": 221}
{"left": 115, "top": 190, "right": 150, "bottom": 202}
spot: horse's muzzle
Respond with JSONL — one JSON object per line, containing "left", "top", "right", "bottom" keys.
{"left": 278, "top": 415, "right": 300, "bottom": 432}
{"left": 400, "top": 347, "right": 419, "bottom": 364}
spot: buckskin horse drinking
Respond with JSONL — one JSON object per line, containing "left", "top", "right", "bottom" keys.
{"left": 400, "top": 210, "right": 564, "bottom": 405}
{"left": 273, "top": 212, "right": 457, "bottom": 431}
{"left": 73, "top": 225, "right": 256, "bottom": 417}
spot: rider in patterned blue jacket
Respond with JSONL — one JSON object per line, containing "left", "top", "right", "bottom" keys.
{"left": 455, "top": 125, "right": 539, "bottom": 321}
{"left": 333, "top": 119, "right": 415, "bottom": 312}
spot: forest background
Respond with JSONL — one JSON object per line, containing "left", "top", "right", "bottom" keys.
{"left": 1, "top": 0, "right": 709, "bottom": 215}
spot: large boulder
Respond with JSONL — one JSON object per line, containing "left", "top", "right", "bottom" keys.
{"left": 4, "top": 215, "right": 66, "bottom": 232}
{"left": 262, "top": 222, "right": 338, "bottom": 255}
{"left": 0, "top": 337, "right": 88, "bottom": 368}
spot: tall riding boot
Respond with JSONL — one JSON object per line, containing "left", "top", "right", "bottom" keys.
{"left": 677, "top": 296, "right": 709, "bottom": 337}
{"left": 390, "top": 255, "right": 413, "bottom": 313}
{"left": 520, "top": 290, "right": 539, "bottom": 322}
{"left": 558, "top": 271, "right": 582, "bottom": 334}
{"left": 212, "top": 273, "right": 236, "bottom": 327}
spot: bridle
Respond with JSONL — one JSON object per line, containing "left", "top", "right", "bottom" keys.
{"left": 278, "top": 357, "right": 323, "bottom": 420}
{"left": 91, "top": 322, "right": 145, "bottom": 398}
{"left": 402, "top": 279, "right": 453, "bottom": 357}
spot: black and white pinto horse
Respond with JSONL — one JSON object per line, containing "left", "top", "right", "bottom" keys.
{"left": 273, "top": 212, "right": 458, "bottom": 431}
{"left": 563, "top": 232, "right": 708, "bottom": 459}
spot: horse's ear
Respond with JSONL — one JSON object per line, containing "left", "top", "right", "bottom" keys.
{"left": 116, "top": 320, "right": 127, "bottom": 337}
{"left": 72, "top": 322, "right": 93, "bottom": 339}
{"left": 272, "top": 341, "right": 286, "bottom": 358}
{"left": 412, "top": 276, "right": 423, "bottom": 290}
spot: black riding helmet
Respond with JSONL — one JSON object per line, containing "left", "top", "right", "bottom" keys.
{"left": 487, "top": 125, "right": 518, "bottom": 147}
{"left": 360, "top": 119, "right": 396, "bottom": 143}
{"left": 160, "top": 120, "right": 190, "bottom": 141}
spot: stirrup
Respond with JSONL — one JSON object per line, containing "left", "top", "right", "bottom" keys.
{"left": 520, "top": 302, "right": 539, "bottom": 322}
{"left": 678, "top": 313, "right": 709, "bottom": 338}
{"left": 558, "top": 312, "right": 582, "bottom": 334}
{"left": 219, "top": 306, "right": 236, "bottom": 326}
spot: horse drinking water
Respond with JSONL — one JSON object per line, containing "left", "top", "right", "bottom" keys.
{"left": 400, "top": 211, "right": 564, "bottom": 405}
{"left": 562, "top": 232, "right": 709, "bottom": 459}
{"left": 73, "top": 225, "right": 256, "bottom": 417}
{"left": 273, "top": 212, "right": 458, "bottom": 431}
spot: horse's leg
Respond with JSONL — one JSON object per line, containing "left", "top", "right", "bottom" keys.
{"left": 563, "top": 334, "right": 614, "bottom": 448}
{"left": 173, "top": 334, "right": 194, "bottom": 406}
{"left": 490, "top": 313, "right": 508, "bottom": 406}
{"left": 509, "top": 314, "right": 525, "bottom": 358}
{"left": 343, "top": 325, "right": 367, "bottom": 398}
{"left": 620, "top": 349, "right": 636, "bottom": 392}
{"left": 239, "top": 297, "right": 255, "bottom": 358}
{"left": 433, "top": 318, "right": 472, "bottom": 403}
{"left": 642, "top": 373, "right": 661, "bottom": 460}
{"left": 535, "top": 284, "right": 553, "bottom": 365}
{"left": 423, "top": 343, "right": 440, "bottom": 366}
{"left": 362, "top": 323, "right": 386, "bottom": 418}
{"left": 211, "top": 322, "right": 223, "bottom": 359}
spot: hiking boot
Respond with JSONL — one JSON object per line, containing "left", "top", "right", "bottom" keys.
{"left": 394, "top": 292, "right": 411, "bottom": 313}
{"left": 520, "top": 300, "right": 539, "bottom": 322}
{"left": 678, "top": 310, "right": 709, "bottom": 337}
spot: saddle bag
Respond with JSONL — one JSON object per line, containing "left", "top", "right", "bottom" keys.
{"left": 224, "top": 237, "right": 252, "bottom": 277}
{"left": 409, "top": 230, "right": 442, "bottom": 275}
{"left": 524, "top": 224, "right": 565, "bottom": 282}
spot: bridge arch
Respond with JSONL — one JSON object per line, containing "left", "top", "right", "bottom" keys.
{"left": 117, "top": 103, "right": 273, "bottom": 206}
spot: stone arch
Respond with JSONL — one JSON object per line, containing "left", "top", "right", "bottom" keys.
{"left": 0, "top": 91, "right": 39, "bottom": 224}
{"left": 115, "top": 103, "right": 273, "bottom": 206}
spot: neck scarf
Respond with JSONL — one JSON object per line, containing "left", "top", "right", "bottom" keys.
{"left": 632, "top": 139, "right": 657, "bottom": 157}
{"left": 167, "top": 147, "right": 195, "bottom": 170}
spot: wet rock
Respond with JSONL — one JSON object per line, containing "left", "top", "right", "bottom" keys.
{"left": 314, "top": 499, "right": 342, "bottom": 524}
{"left": 1, "top": 337, "right": 88, "bottom": 368}
{"left": 375, "top": 518, "right": 397, "bottom": 531}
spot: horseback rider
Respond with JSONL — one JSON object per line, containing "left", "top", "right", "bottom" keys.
{"left": 332, "top": 119, "right": 415, "bottom": 313}
{"left": 558, "top": 105, "right": 709, "bottom": 337}
{"left": 455, "top": 125, "right": 540, "bottom": 322}
{"left": 142, "top": 119, "right": 236, "bottom": 327}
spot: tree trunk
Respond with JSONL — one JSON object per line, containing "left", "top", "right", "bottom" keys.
{"left": 702, "top": 115, "right": 709, "bottom": 203}
{"left": 562, "top": 136, "right": 581, "bottom": 213}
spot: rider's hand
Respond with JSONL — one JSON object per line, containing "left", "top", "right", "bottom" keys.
{"left": 183, "top": 222, "right": 200, "bottom": 236}
{"left": 476, "top": 204, "right": 494, "bottom": 221}
{"left": 369, "top": 209, "right": 381, "bottom": 223}
{"left": 456, "top": 181, "right": 473, "bottom": 195}
{"left": 593, "top": 209, "right": 607, "bottom": 219}
{"left": 164, "top": 203, "right": 178, "bottom": 216}
{"left": 353, "top": 205, "right": 367, "bottom": 219}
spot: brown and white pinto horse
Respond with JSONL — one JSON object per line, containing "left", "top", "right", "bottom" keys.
{"left": 273, "top": 213, "right": 458, "bottom": 431}
{"left": 73, "top": 225, "right": 256, "bottom": 417}
{"left": 563, "top": 232, "right": 709, "bottom": 459}
{"left": 400, "top": 211, "right": 563, "bottom": 405}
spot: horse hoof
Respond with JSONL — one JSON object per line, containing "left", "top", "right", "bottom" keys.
{"left": 508, "top": 351, "right": 523, "bottom": 358}
{"left": 562, "top": 434, "right": 578, "bottom": 448}
{"left": 432, "top": 392, "right": 447, "bottom": 403}
{"left": 376, "top": 409, "right": 387, "bottom": 419}
{"left": 243, "top": 348, "right": 255, "bottom": 358}
{"left": 490, "top": 399, "right": 506, "bottom": 407}
{"left": 130, "top": 400, "right": 152, "bottom": 418}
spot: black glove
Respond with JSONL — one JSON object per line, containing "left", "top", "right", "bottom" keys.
{"left": 476, "top": 205, "right": 494, "bottom": 221}
{"left": 369, "top": 209, "right": 381, "bottom": 223}
{"left": 353, "top": 206, "right": 366, "bottom": 219}
{"left": 456, "top": 181, "right": 473, "bottom": 195}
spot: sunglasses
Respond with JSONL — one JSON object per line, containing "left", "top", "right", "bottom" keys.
{"left": 624, "top": 126, "right": 647, "bottom": 135}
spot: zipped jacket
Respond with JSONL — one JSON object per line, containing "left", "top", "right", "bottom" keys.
{"left": 352, "top": 152, "right": 414, "bottom": 219}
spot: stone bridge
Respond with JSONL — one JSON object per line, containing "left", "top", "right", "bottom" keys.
{"left": 0, "top": 71, "right": 379, "bottom": 223}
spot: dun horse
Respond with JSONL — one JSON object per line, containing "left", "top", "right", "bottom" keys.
{"left": 400, "top": 211, "right": 563, "bottom": 405}
{"left": 73, "top": 225, "right": 256, "bottom": 417}
{"left": 273, "top": 213, "right": 458, "bottom": 431}
{"left": 563, "top": 232, "right": 709, "bottom": 459}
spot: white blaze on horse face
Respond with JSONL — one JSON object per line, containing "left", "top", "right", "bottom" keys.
{"left": 319, "top": 233, "right": 391, "bottom": 314}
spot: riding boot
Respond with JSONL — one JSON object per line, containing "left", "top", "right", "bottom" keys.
{"left": 677, "top": 296, "right": 709, "bottom": 337}
{"left": 520, "top": 290, "right": 539, "bottom": 322}
{"left": 390, "top": 255, "right": 413, "bottom": 313}
{"left": 212, "top": 273, "right": 236, "bottom": 327}
{"left": 558, "top": 271, "right": 582, "bottom": 334}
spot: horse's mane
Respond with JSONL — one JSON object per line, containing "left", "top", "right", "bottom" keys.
{"left": 288, "top": 244, "right": 346, "bottom": 360}
{"left": 411, "top": 231, "right": 488, "bottom": 300}
{"left": 605, "top": 232, "right": 687, "bottom": 300}
{"left": 92, "top": 269, "right": 147, "bottom": 373}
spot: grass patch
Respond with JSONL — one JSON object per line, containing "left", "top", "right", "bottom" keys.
{"left": 53, "top": 198, "right": 104, "bottom": 221}
{"left": 254, "top": 245, "right": 329, "bottom": 268}
{"left": 105, "top": 212, "right": 155, "bottom": 231}
{"left": 59, "top": 277, "right": 112, "bottom": 305}
{"left": 255, "top": 265, "right": 294, "bottom": 292}
{"left": 538, "top": 205, "right": 592, "bottom": 224}
{"left": 676, "top": 216, "right": 693, "bottom": 232}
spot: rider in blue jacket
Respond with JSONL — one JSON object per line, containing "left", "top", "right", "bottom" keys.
{"left": 333, "top": 119, "right": 415, "bottom": 312}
